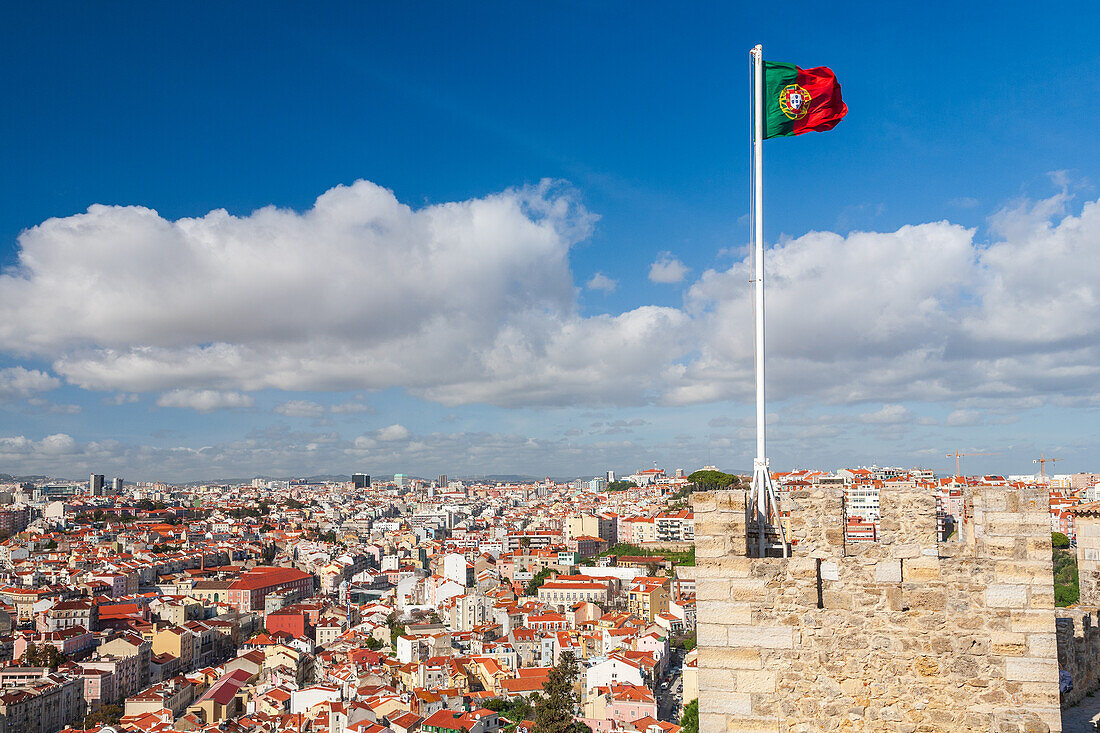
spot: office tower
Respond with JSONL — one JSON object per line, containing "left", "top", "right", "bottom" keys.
{"left": 89, "top": 474, "right": 105, "bottom": 496}
{"left": 111, "top": 477, "right": 123, "bottom": 494}
{"left": 352, "top": 473, "right": 371, "bottom": 489}
{"left": 606, "top": 470, "right": 615, "bottom": 483}
{"left": 437, "top": 475, "right": 448, "bottom": 490}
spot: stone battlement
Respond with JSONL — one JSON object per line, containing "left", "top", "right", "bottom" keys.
{"left": 694, "top": 485, "right": 1062, "bottom": 732}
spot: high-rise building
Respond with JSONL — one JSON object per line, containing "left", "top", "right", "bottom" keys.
{"left": 89, "top": 474, "right": 105, "bottom": 496}
{"left": 394, "top": 473, "right": 406, "bottom": 488}
{"left": 352, "top": 473, "right": 371, "bottom": 489}
{"left": 437, "top": 475, "right": 448, "bottom": 490}
{"left": 606, "top": 470, "right": 615, "bottom": 483}
{"left": 111, "top": 477, "right": 124, "bottom": 494}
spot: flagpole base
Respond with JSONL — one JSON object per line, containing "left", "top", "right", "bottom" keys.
{"left": 748, "top": 457, "right": 789, "bottom": 558}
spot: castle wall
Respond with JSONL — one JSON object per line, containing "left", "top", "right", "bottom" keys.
{"left": 694, "top": 485, "right": 1062, "bottom": 732}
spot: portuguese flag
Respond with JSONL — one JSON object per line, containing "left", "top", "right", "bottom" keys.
{"left": 763, "top": 61, "right": 847, "bottom": 139}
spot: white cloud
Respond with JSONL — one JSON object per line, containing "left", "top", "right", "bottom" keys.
{"left": 329, "top": 400, "right": 373, "bottom": 414}
{"left": 859, "top": 404, "right": 913, "bottom": 424}
{"left": 376, "top": 424, "right": 411, "bottom": 442}
{"left": 274, "top": 400, "right": 326, "bottom": 418}
{"left": 156, "top": 389, "right": 254, "bottom": 412}
{"left": 1, "top": 179, "right": 689, "bottom": 408}
{"left": 648, "top": 252, "right": 690, "bottom": 283}
{"left": 0, "top": 367, "right": 59, "bottom": 402}
{"left": 945, "top": 409, "right": 984, "bottom": 427}
{"left": 2, "top": 178, "right": 1098, "bottom": 423}
{"left": 26, "top": 398, "right": 81, "bottom": 415}
{"left": 586, "top": 272, "right": 617, "bottom": 292}
{"left": 102, "top": 393, "right": 140, "bottom": 405}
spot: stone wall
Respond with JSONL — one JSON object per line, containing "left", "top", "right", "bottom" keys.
{"left": 1056, "top": 608, "right": 1100, "bottom": 708}
{"left": 694, "top": 485, "right": 1062, "bottom": 732}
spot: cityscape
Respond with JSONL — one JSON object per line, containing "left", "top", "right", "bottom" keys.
{"left": 0, "top": 464, "right": 1096, "bottom": 731}
{"left": 3, "top": 3, "right": 1100, "bottom": 733}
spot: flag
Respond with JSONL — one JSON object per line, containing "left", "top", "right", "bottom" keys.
{"left": 763, "top": 61, "right": 847, "bottom": 139}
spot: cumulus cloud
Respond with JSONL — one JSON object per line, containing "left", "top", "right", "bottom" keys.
{"left": 586, "top": 272, "right": 617, "bottom": 292}
{"left": 0, "top": 367, "right": 60, "bottom": 402}
{"left": 1, "top": 178, "right": 1098, "bottom": 422}
{"left": 648, "top": 252, "right": 690, "bottom": 283}
{"left": 376, "top": 424, "right": 411, "bottom": 442}
{"left": 0, "top": 179, "right": 688, "bottom": 408}
{"left": 156, "top": 389, "right": 254, "bottom": 412}
{"left": 669, "top": 188, "right": 1100, "bottom": 411}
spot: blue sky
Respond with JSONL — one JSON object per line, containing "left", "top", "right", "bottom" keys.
{"left": 1, "top": 2, "right": 1098, "bottom": 480}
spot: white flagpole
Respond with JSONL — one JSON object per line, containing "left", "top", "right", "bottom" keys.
{"left": 749, "top": 44, "right": 788, "bottom": 558}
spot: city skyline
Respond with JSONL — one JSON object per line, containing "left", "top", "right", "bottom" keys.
{"left": 3, "top": 4, "right": 1100, "bottom": 480}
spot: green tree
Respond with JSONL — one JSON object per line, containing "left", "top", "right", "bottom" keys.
{"left": 681, "top": 699, "right": 698, "bottom": 733}
{"left": 262, "top": 543, "right": 277, "bottom": 563}
{"left": 83, "top": 703, "right": 124, "bottom": 728}
{"left": 21, "top": 643, "right": 66, "bottom": 670}
{"left": 534, "top": 652, "right": 585, "bottom": 733}
{"left": 389, "top": 621, "right": 406, "bottom": 648}
{"left": 485, "top": 697, "right": 535, "bottom": 731}
{"left": 525, "top": 567, "right": 552, "bottom": 596}
{"left": 363, "top": 636, "right": 382, "bottom": 650}
{"left": 672, "top": 632, "right": 697, "bottom": 651}
{"left": 21, "top": 644, "right": 40, "bottom": 667}
{"left": 1052, "top": 532, "right": 1071, "bottom": 549}
{"left": 1053, "top": 544, "right": 1079, "bottom": 606}
{"left": 686, "top": 470, "right": 739, "bottom": 492}
{"left": 606, "top": 480, "right": 638, "bottom": 492}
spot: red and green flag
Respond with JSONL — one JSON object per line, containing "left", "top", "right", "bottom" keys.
{"left": 763, "top": 61, "right": 847, "bottom": 139}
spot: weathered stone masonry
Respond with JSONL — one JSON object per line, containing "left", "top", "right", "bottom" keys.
{"left": 693, "top": 485, "right": 1062, "bottom": 732}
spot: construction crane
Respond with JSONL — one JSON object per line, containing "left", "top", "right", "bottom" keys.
{"left": 946, "top": 450, "right": 1003, "bottom": 478}
{"left": 1033, "top": 452, "right": 1062, "bottom": 484}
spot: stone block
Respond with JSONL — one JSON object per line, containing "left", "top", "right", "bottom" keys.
{"left": 699, "top": 713, "right": 726, "bottom": 733}
{"left": 696, "top": 535, "right": 730, "bottom": 559}
{"left": 725, "top": 717, "right": 780, "bottom": 732}
{"left": 875, "top": 560, "right": 902, "bottom": 583}
{"left": 736, "top": 669, "right": 776, "bottom": 693}
{"left": 1004, "top": 656, "right": 1058, "bottom": 682}
{"left": 698, "top": 666, "right": 737, "bottom": 692}
{"left": 727, "top": 625, "right": 794, "bottom": 649}
{"left": 697, "top": 578, "right": 732, "bottom": 601}
{"left": 699, "top": 691, "right": 752, "bottom": 715}
{"left": 729, "top": 578, "right": 767, "bottom": 601}
{"left": 692, "top": 492, "right": 717, "bottom": 513}
{"left": 697, "top": 622, "right": 728, "bottom": 646}
{"left": 904, "top": 557, "right": 940, "bottom": 581}
{"left": 1010, "top": 611, "right": 1055, "bottom": 634}
{"left": 1029, "top": 586, "right": 1055, "bottom": 609}
{"left": 990, "top": 630, "right": 1028, "bottom": 656}
{"left": 698, "top": 646, "right": 762, "bottom": 670}
{"left": 986, "top": 584, "right": 1028, "bottom": 608}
